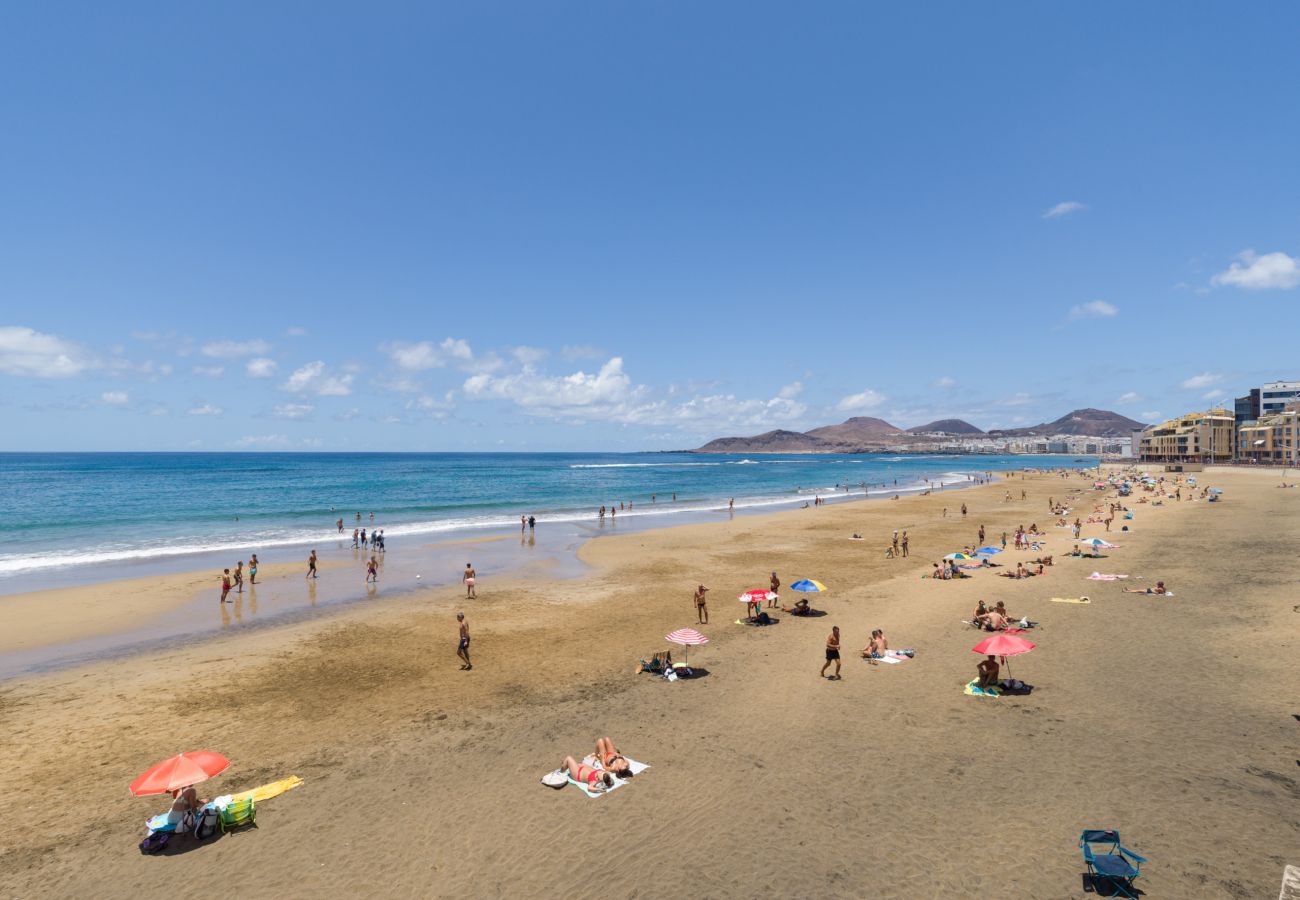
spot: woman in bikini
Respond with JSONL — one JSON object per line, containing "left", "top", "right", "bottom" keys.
{"left": 594, "top": 736, "right": 630, "bottom": 776}
{"left": 561, "top": 756, "right": 615, "bottom": 792}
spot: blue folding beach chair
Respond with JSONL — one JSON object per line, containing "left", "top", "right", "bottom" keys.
{"left": 1080, "top": 829, "right": 1146, "bottom": 898}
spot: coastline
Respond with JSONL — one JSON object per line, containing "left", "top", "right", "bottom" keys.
{"left": 3, "top": 467, "right": 1294, "bottom": 897}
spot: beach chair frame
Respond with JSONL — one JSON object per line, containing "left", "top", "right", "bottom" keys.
{"left": 218, "top": 796, "right": 257, "bottom": 833}
{"left": 1080, "top": 829, "right": 1146, "bottom": 898}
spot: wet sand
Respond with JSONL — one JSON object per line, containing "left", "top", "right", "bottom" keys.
{"left": 1, "top": 468, "right": 1295, "bottom": 898}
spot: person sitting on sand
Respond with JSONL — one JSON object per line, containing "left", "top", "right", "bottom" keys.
{"left": 783, "top": 597, "right": 813, "bottom": 616}
{"left": 1123, "top": 580, "right": 1167, "bottom": 595}
{"left": 977, "top": 609, "right": 1008, "bottom": 631}
{"left": 861, "top": 629, "right": 889, "bottom": 658}
{"left": 971, "top": 600, "right": 988, "bottom": 624}
{"left": 977, "top": 655, "right": 1000, "bottom": 688}
{"left": 561, "top": 755, "right": 615, "bottom": 792}
{"left": 167, "top": 785, "right": 205, "bottom": 828}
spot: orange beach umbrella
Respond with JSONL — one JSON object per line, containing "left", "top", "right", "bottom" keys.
{"left": 130, "top": 751, "right": 230, "bottom": 796}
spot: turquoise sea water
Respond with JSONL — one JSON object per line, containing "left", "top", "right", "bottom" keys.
{"left": 0, "top": 451, "right": 1097, "bottom": 588}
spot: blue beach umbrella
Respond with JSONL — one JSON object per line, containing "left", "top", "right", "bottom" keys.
{"left": 975, "top": 547, "right": 1002, "bottom": 556}
{"left": 790, "top": 579, "right": 828, "bottom": 593}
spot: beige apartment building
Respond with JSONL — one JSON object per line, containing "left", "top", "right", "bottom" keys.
{"left": 1236, "top": 402, "right": 1300, "bottom": 465}
{"left": 1138, "top": 409, "right": 1235, "bottom": 463}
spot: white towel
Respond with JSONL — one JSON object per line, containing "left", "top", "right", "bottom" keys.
{"left": 548, "top": 756, "right": 651, "bottom": 798}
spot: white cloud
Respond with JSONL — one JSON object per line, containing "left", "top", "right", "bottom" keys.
{"left": 1211, "top": 250, "right": 1300, "bottom": 290}
{"left": 1141, "top": 410, "right": 1162, "bottom": 421}
{"left": 201, "top": 339, "right": 272, "bottom": 359}
{"left": 246, "top": 358, "right": 278, "bottom": 378}
{"left": 512, "top": 346, "right": 548, "bottom": 365}
{"left": 382, "top": 338, "right": 474, "bottom": 371}
{"left": 286, "top": 327, "right": 307, "bottom": 337}
{"left": 101, "top": 391, "right": 129, "bottom": 405}
{"left": 192, "top": 365, "right": 225, "bottom": 377}
{"left": 932, "top": 376, "right": 957, "bottom": 389}
{"left": 561, "top": 344, "right": 604, "bottom": 361}
{"left": 777, "top": 381, "right": 803, "bottom": 400}
{"left": 233, "top": 434, "right": 293, "bottom": 449}
{"left": 1068, "top": 300, "right": 1118, "bottom": 321}
{"left": 463, "top": 357, "right": 805, "bottom": 430}
{"left": 272, "top": 403, "right": 314, "bottom": 419}
{"left": 408, "top": 392, "right": 455, "bottom": 413}
{"left": 188, "top": 404, "right": 224, "bottom": 416}
{"left": 1117, "top": 391, "right": 1141, "bottom": 404}
{"left": 0, "top": 326, "right": 89, "bottom": 378}
{"left": 1043, "top": 201, "right": 1087, "bottom": 219}
{"left": 1202, "top": 389, "right": 1227, "bottom": 401}
{"left": 836, "top": 388, "right": 886, "bottom": 413}
{"left": 333, "top": 408, "right": 362, "bottom": 422}
{"left": 1180, "top": 372, "right": 1222, "bottom": 390}
{"left": 283, "top": 361, "right": 353, "bottom": 396}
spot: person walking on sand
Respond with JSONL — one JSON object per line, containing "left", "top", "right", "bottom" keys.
{"left": 892, "top": 530, "right": 899, "bottom": 556}
{"left": 307, "top": 550, "right": 318, "bottom": 580}
{"left": 694, "top": 584, "right": 709, "bottom": 624}
{"left": 961, "top": 503, "right": 967, "bottom": 518}
{"left": 249, "top": 554, "right": 259, "bottom": 585}
{"left": 365, "top": 555, "right": 378, "bottom": 584}
{"left": 978, "top": 525, "right": 985, "bottom": 545}
{"left": 769, "top": 571, "right": 780, "bottom": 608}
{"left": 233, "top": 560, "right": 244, "bottom": 594}
{"left": 821, "top": 626, "right": 842, "bottom": 680}
{"left": 456, "top": 613, "right": 472, "bottom": 670}
{"left": 220, "top": 568, "right": 232, "bottom": 603}
{"left": 901, "top": 530, "right": 909, "bottom": 557}
{"left": 464, "top": 563, "right": 477, "bottom": 599}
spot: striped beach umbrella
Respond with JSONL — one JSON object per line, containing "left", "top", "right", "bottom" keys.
{"left": 789, "top": 579, "right": 827, "bottom": 593}
{"left": 665, "top": 628, "right": 709, "bottom": 666}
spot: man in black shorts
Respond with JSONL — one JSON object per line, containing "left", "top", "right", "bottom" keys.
{"left": 820, "top": 626, "right": 842, "bottom": 680}
{"left": 456, "top": 612, "right": 472, "bottom": 670}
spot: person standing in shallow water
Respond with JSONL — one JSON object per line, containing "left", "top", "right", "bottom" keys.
{"left": 220, "top": 568, "right": 232, "bottom": 603}
{"left": 248, "top": 554, "right": 259, "bottom": 585}
{"left": 456, "top": 612, "right": 472, "bottom": 670}
{"left": 233, "top": 560, "right": 244, "bottom": 593}
{"left": 307, "top": 550, "right": 318, "bottom": 579}
{"left": 464, "top": 563, "right": 476, "bottom": 599}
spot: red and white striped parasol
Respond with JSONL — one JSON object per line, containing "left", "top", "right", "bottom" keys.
{"left": 665, "top": 628, "right": 709, "bottom": 666}
{"left": 738, "top": 590, "right": 776, "bottom": 603}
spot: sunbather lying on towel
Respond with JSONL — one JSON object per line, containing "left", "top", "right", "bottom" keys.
{"left": 782, "top": 598, "right": 813, "bottom": 616}
{"left": 562, "top": 756, "right": 615, "bottom": 792}
{"left": 594, "top": 736, "right": 631, "bottom": 776}
{"left": 1123, "top": 581, "right": 1167, "bottom": 595}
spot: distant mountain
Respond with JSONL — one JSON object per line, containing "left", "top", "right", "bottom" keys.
{"left": 805, "top": 416, "right": 903, "bottom": 443}
{"left": 987, "top": 408, "right": 1144, "bottom": 438}
{"left": 694, "top": 429, "right": 834, "bottom": 453}
{"left": 905, "top": 418, "right": 985, "bottom": 435}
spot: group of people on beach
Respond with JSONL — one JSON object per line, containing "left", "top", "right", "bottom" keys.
{"left": 219, "top": 555, "right": 259, "bottom": 603}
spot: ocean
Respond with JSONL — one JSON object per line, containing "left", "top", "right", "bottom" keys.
{"left": 0, "top": 451, "right": 1097, "bottom": 591}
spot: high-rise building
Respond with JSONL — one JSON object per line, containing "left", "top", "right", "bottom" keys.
{"left": 1234, "top": 389, "right": 1260, "bottom": 428}
{"left": 1260, "top": 381, "right": 1300, "bottom": 416}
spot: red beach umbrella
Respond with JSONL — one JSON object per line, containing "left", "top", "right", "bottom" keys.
{"left": 971, "top": 634, "right": 1035, "bottom": 680}
{"left": 130, "top": 751, "right": 231, "bottom": 796}
{"left": 665, "top": 627, "right": 709, "bottom": 667}
{"left": 738, "top": 590, "right": 775, "bottom": 603}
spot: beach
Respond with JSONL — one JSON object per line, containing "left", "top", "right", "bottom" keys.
{"left": 1, "top": 467, "right": 1296, "bottom": 898}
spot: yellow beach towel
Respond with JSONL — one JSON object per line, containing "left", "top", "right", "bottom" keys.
{"left": 1049, "top": 597, "right": 1091, "bottom": 604}
{"left": 231, "top": 775, "right": 303, "bottom": 804}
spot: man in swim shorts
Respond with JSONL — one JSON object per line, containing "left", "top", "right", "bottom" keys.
{"left": 464, "top": 563, "right": 476, "bottom": 599}
{"left": 456, "top": 612, "right": 471, "bottom": 670}
{"left": 821, "top": 626, "right": 842, "bottom": 680}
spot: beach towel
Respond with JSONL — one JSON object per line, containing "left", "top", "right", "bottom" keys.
{"left": 866, "top": 652, "right": 907, "bottom": 664}
{"left": 964, "top": 679, "right": 1001, "bottom": 698}
{"left": 230, "top": 776, "right": 303, "bottom": 805}
{"left": 1087, "top": 573, "right": 1128, "bottom": 581}
{"left": 1050, "top": 597, "right": 1091, "bottom": 604}
{"left": 548, "top": 756, "right": 650, "bottom": 798}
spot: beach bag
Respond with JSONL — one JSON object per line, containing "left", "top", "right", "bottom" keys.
{"left": 139, "top": 831, "right": 171, "bottom": 854}
{"left": 194, "top": 807, "right": 220, "bottom": 840}
{"left": 756, "top": 612, "right": 773, "bottom": 625}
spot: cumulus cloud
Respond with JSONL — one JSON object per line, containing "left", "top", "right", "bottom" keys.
{"left": 999, "top": 393, "right": 1035, "bottom": 407}
{"left": 188, "top": 403, "right": 223, "bottom": 416}
{"left": 1043, "top": 201, "right": 1087, "bottom": 219}
{"left": 932, "top": 376, "right": 957, "bottom": 389}
{"left": 1180, "top": 372, "right": 1222, "bottom": 390}
{"left": 246, "top": 358, "right": 278, "bottom": 378}
{"left": 0, "top": 326, "right": 89, "bottom": 377}
{"left": 1202, "top": 389, "right": 1227, "bottom": 401}
{"left": 463, "top": 357, "right": 805, "bottom": 430}
{"left": 283, "top": 361, "right": 353, "bottom": 396}
{"left": 233, "top": 434, "right": 293, "bottom": 449}
{"left": 777, "top": 381, "right": 804, "bottom": 400}
{"left": 382, "top": 338, "right": 474, "bottom": 371}
{"left": 201, "top": 339, "right": 272, "bottom": 359}
{"left": 1141, "top": 410, "right": 1162, "bottom": 421}
{"left": 1211, "top": 250, "right": 1300, "bottom": 290}
{"left": 192, "top": 365, "right": 225, "bottom": 377}
{"left": 408, "top": 392, "right": 455, "bottom": 413}
{"left": 272, "top": 403, "right": 314, "bottom": 419}
{"left": 1068, "top": 300, "right": 1118, "bottom": 321}
{"left": 1117, "top": 391, "right": 1142, "bottom": 404}
{"left": 101, "top": 391, "right": 129, "bottom": 405}
{"left": 512, "top": 346, "right": 548, "bottom": 365}
{"left": 836, "top": 389, "right": 886, "bottom": 413}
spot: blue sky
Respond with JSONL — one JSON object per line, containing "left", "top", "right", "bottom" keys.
{"left": 2, "top": 2, "right": 1297, "bottom": 451}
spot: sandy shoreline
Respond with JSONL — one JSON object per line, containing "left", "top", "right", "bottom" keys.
{"left": 1, "top": 467, "right": 1296, "bottom": 897}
